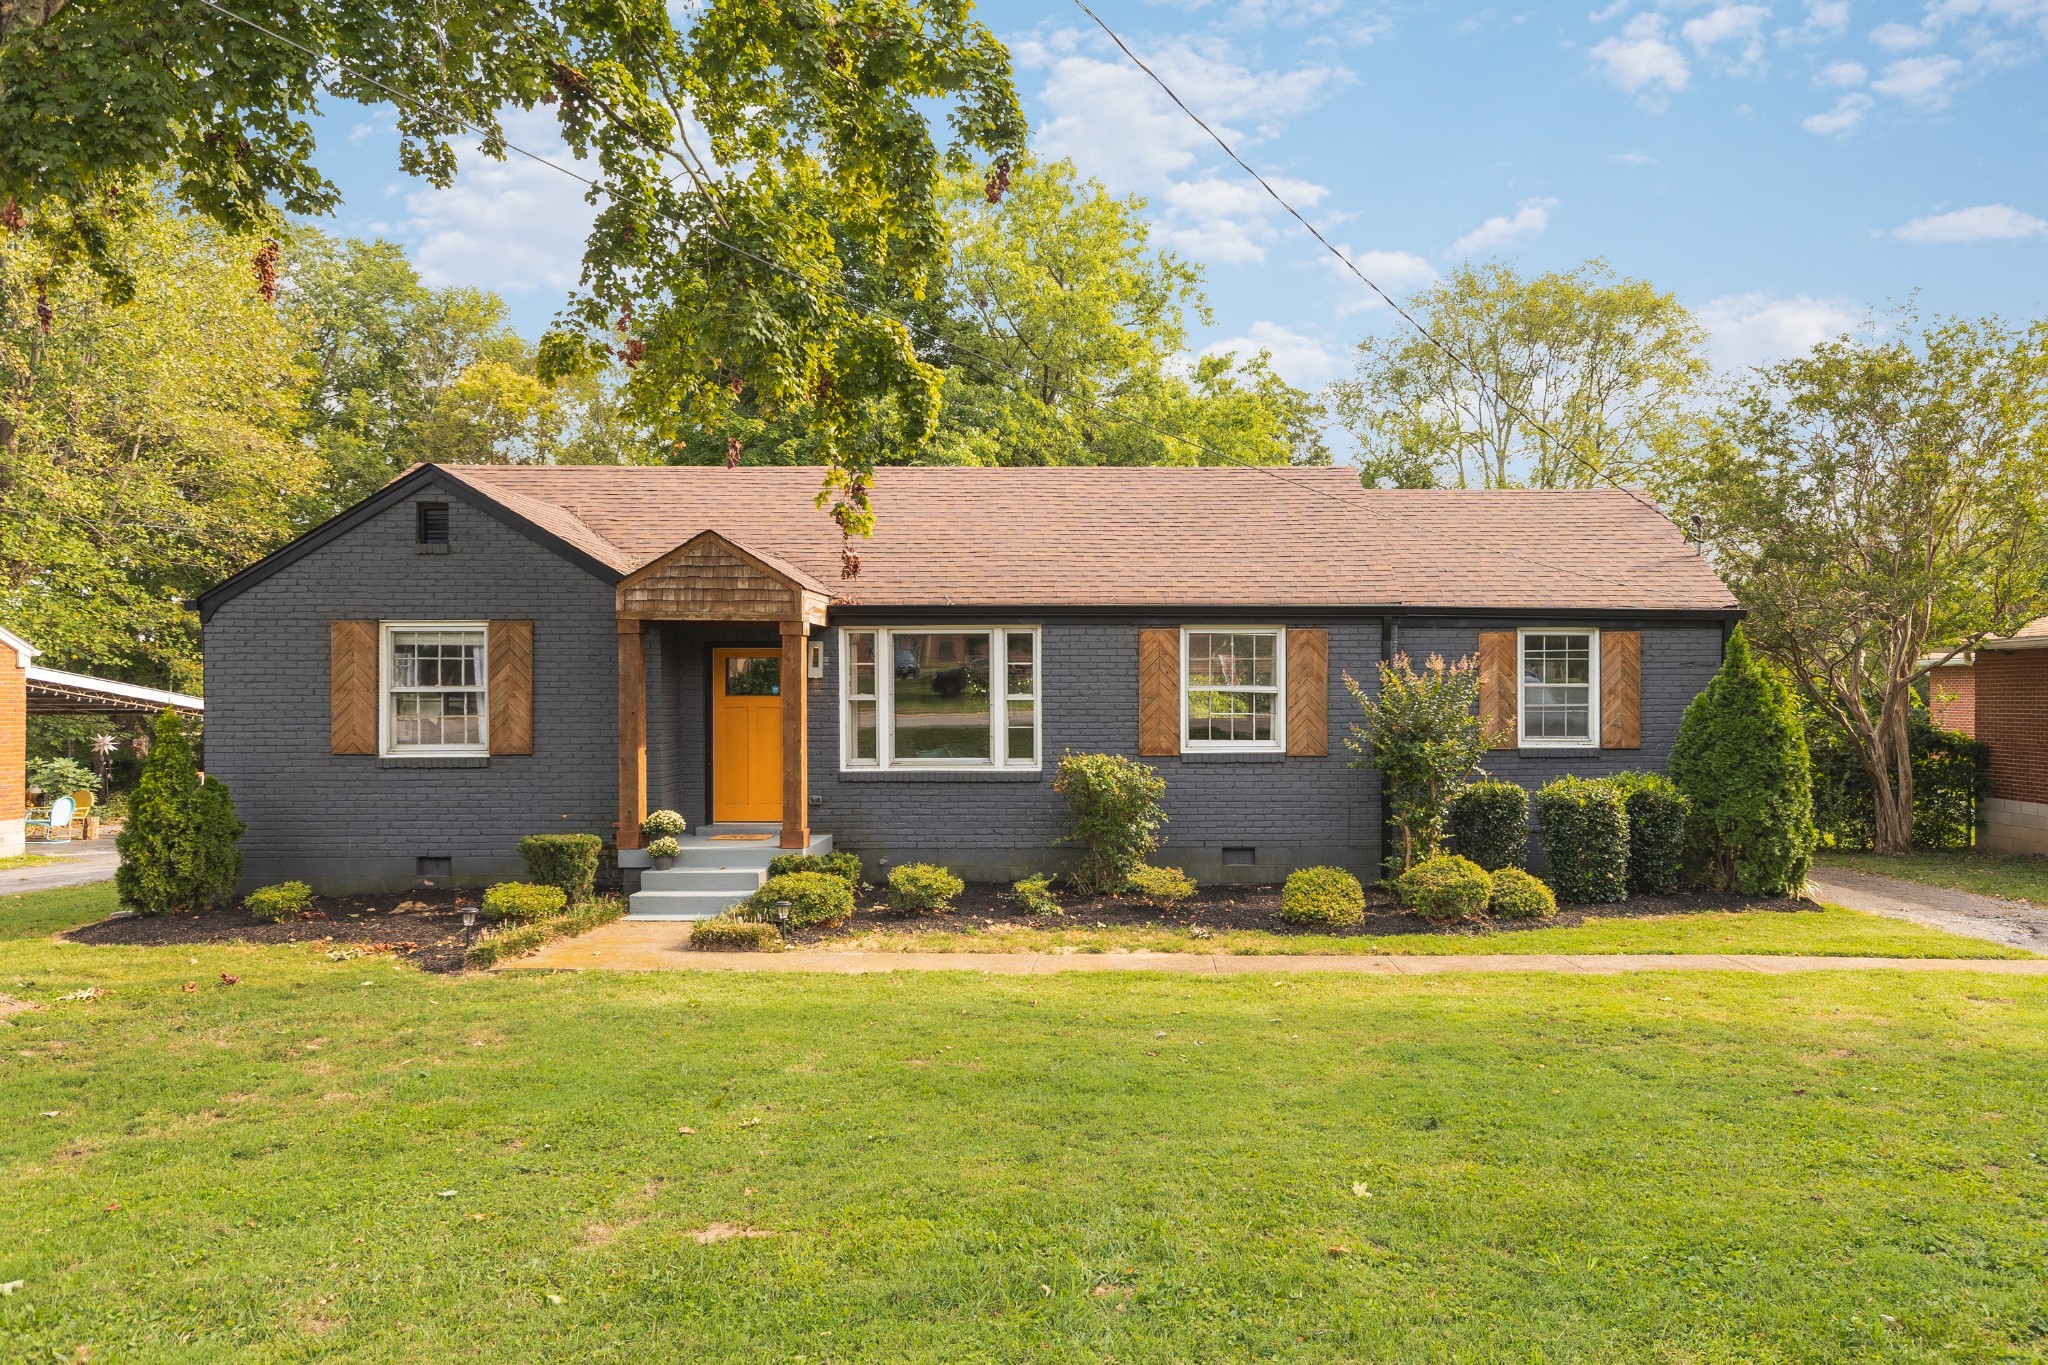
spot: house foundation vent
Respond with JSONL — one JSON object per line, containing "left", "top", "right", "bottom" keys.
{"left": 1221, "top": 847, "right": 1256, "bottom": 867}
{"left": 416, "top": 855, "right": 453, "bottom": 881}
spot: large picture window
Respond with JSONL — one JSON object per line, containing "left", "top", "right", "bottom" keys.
{"left": 1183, "top": 628, "right": 1285, "bottom": 751}
{"left": 839, "top": 627, "right": 1039, "bottom": 770}
{"left": 383, "top": 623, "right": 488, "bottom": 755}
{"left": 1519, "top": 629, "right": 1599, "bottom": 748}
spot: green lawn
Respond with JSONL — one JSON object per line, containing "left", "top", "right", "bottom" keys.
{"left": 0, "top": 853, "right": 57, "bottom": 872}
{"left": 836, "top": 901, "right": 2031, "bottom": 958}
{"left": 1819, "top": 849, "right": 2048, "bottom": 906}
{"left": 5, "top": 884, "right": 2048, "bottom": 1359}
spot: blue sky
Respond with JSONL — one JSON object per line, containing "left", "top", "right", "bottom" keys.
{"left": 307, "top": 0, "right": 2048, "bottom": 406}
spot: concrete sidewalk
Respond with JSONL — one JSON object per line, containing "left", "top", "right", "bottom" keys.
{"left": 1, "top": 835, "right": 119, "bottom": 895}
{"left": 504, "top": 920, "right": 2048, "bottom": 975}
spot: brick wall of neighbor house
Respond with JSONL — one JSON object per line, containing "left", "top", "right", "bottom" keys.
{"left": 1929, "top": 663, "right": 1976, "bottom": 737}
{"left": 204, "top": 481, "right": 620, "bottom": 893}
{"left": 1976, "top": 647, "right": 2048, "bottom": 855}
{"left": 0, "top": 638, "right": 26, "bottom": 857}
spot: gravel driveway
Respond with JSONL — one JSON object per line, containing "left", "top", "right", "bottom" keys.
{"left": 1807, "top": 867, "right": 2048, "bottom": 952}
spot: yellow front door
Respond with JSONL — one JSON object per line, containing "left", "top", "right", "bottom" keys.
{"left": 712, "top": 649, "right": 783, "bottom": 824}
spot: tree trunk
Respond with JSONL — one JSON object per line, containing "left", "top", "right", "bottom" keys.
{"left": 1863, "top": 688, "right": 1917, "bottom": 855}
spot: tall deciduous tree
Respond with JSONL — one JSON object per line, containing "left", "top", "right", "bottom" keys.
{"left": 1659, "top": 314, "right": 2048, "bottom": 854}
{"left": 1329, "top": 259, "right": 1706, "bottom": 488}
{"left": 0, "top": 0, "right": 1027, "bottom": 541}
{"left": 0, "top": 193, "right": 312, "bottom": 690}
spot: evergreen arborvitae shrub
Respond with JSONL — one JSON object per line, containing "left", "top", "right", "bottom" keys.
{"left": 1667, "top": 629, "right": 1816, "bottom": 896}
{"left": 1533, "top": 777, "right": 1630, "bottom": 904}
{"left": 885, "top": 863, "right": 964, "bottom": 915}
{"left": 1052, "top": 751, "right": 1168, "bottom": 894}
{"left": 749, "top": 871, "right": 857, "bottom": 927}
{"left": 1280, "top": 866, "right": 1366, "bottom": 927}
{"left": 1486, "top": 868, "right": 1557, "bottom": 921}
{"left": 1603, "top": 772, "right": 1691, "bottom": 896}
{"left": 1447, "top": 780, "right": 1529, "bottom": 871}
{"left": 1394, "top": 854, "right": 1493, "bottom": 923}
{"left": 767, "top": 851, "right": 863, "bottom": 885}
{"left": 116, "top": 710, "right": 244, "bottom": 915}
{"left": 518, "top": 833, "right": 603, "bottom": 903}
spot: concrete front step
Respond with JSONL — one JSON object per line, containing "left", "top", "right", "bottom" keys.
{"left": 626, "top": 829, "right": 837, "bottom": 920}
{"left": 640, "top": 867, "right": 765, "bottom": 893}
{"left": 626, "top": 889, "right": 753, "bottom": 921}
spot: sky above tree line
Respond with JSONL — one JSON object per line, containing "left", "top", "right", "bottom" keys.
{"left": 306, "top": 0, "right": 2048, "bottom": 434}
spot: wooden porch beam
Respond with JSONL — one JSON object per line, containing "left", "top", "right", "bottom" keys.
{"left": 779, "top": 620, "right": 810, "bottom": 850}
{"left": 617, "top": 619, "right": 646, "bottom": 850}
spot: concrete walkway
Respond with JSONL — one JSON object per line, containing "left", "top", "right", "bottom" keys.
{"left": 506, "top": 919, "right": 2048, "bottom": 976}
{"left": 1808, "top": 866, "right": 2048, "bottom": 952}
{"left": 1, "top": 835, "right": 119, "bottom": 895}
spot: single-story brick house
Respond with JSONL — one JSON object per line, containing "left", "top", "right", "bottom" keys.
{"left": 195, "top": 464, "right": 1739, "bottom": 913}
{"left": 1926, "top": 617, "right": 2048, "bottom": 855}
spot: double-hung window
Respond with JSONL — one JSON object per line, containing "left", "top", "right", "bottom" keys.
{"left": 1519, "top": 629, "right": 1599, "bottom": 748}
{"left": 1183, "top": 628, "right": 1285, "bottom": 751}
{"left": 840, "top": 627, "right": 1039, "bottom": 770}
{"left": 382, "top": 623, "right": 488, "bottom": 755}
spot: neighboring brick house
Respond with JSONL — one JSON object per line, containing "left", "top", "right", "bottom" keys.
{"left": 195, "top": 465, "right": 1741, "bottom": 910}
{"left": 0, "top": 626, "right": 32, "bottom": 858}
{"left": 1929, "top": 618, "right": 2048, "bottom": 855}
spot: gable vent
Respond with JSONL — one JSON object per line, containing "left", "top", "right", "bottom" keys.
{"left": 417, "top": 502, "right": 451, "bottom": 545}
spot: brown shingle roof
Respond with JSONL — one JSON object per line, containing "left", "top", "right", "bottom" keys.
{"left": 438, "top": 464, "right": 1738, "bottom": 613}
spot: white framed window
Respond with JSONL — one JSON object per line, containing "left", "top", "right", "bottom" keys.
{"left": 839, "top": 626, "right": 1040, "bottom": 770}
{"left": 1182, "top": 627, "right": 1286, "bottom": 752}
{"left": 1519, "top": 628, "right": 1600, "bottom": 748}
{"left": 381, "top": 622, "right": 489, "bottom": 756}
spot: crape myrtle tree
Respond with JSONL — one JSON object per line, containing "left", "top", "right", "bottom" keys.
{"left": 1658, "top": 313, "right": 2048, "bottom": 855}
{"left": 0, "top": 0, "right": 1028, "bottom": 557}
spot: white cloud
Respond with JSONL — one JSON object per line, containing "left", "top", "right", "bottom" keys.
{"left": 1590, "top": 14, "right": 1692, "bottom": 107}
{"left": 1319, "top": 245, "right": 1439, "bottom": 315}
{"left": 1698, "top": 292, "right": 1864, "bottom": 368}
{"left": 1798, "top": 0, "right": 1850, "bottom": 37}
{"left": 1870, "top": 19, "right": 1935, "bottom": 50}
{"left": 1871, "top": 53, "right": 1965, "bottom": 105}
{"left": 1448, "top": 197, "right": 1559, "bottom": 256}
{"left": 401, "top": 109, "right": 598, "bottom": 298}
{"left": 1157, "top": 173, "right": 1330, "bottom": 265}
{"left": 1891, "top": 203, "right": 2048, "bottom": 243}
{"left": 1817, "top": 59, "right": 1868, "bottom": 84}
{"left": 1609, "top": 150, "right": 1660, "bottom": 165}
{"left": 1201, "top": 321, "right": 1345, "bottom": 387}
{"left": 1681, "top": 5, "right": 1771, "bottom": 70}
{"left": 1802, "top": 91, "right": 1873, "bottom": 132}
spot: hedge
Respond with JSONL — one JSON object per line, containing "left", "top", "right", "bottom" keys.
{"left": 1280, "top": 866, "right": 1366, "bottom": 927}
{"left": 1808, "top": 709, "right": 1986, "bottom": 851}
{"left": 1487, "top": 867, "right": 1557, "bottom": 921}
{"left": 767, "top": 851, "right": 864, "bottom": 885}
{"left": 518, "top": 833, "right": 602, "bottom": 904}
{"left": 1604, "top": 771, "right": 1690, "bottom": 896}
{"left": 1447, "top": 780, "right": 1529, "bottom": 871}
{"left": 1533, "top": 777, "right": 1630, "bottom": 904}
{"left": 745, "top": 871, "right": 855, "bottom": 928}
{"left": 482, "top": 882, "right": 567, "bottom": 924}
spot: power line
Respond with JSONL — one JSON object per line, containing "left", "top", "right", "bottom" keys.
{"left": 182, "top": 0, "right": 1678, "bottom": 594}
{"left": 1068, "top": 0, "right": 1669, "bottom": 513}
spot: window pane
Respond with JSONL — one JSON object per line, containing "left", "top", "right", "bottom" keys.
{"left": 1522, "top": 633, "right": 1593, "bottom": 742}
{"left": 725, "top": 655, "right": 780, "bottom": 696}
{"left": 1008, "top": 699, "right": 1035, "bottom": 763}
{"left": 890, "top": 631, "right": 992, "bottom": 761}
{"left": 850, "top": 662, "right": 876, "bottom": 700}
{"left": 394, "top": 690, "right": 481, "bottom": 747}
{"left": 1187, "top": 632, "right": 1276, "bottom": 689}
{"left": 851, "top": 700, "right": 878, "bottom": 763}
{"left": 1006, "top": 631, "right": 1035, "bottom": 700}
{"left": 393, "top": 631, "right": 482, "bottom": 688}
{"left": 1187, "top": 689, "right": 1274, "bottom": 745}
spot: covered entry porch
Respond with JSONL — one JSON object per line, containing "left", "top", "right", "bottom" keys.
{"left": 614, "top": 533, "right": 832, "bottom": 914}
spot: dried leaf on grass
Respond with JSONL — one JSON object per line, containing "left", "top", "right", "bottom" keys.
{"left": 688, "top": 1223, "right": 776, "bottom": 1245}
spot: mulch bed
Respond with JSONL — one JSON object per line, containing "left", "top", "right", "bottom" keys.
{"left": 63, "top": 888, "right": 489, "bottom": 973}
{"left": 776, "top": 882, "right": 1812, "bottom": 947}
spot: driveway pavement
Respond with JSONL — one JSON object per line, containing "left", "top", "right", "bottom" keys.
{"left": 1807, "top": 866, "right": 2048, "bottom": 952}
{"left": 2, "top": 835, "right": 119, "bottom": 895}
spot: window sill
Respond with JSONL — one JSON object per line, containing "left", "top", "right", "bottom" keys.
{"left": 379, "top": 755, "right": 490, "bottom": 768}
{"left": 1514, "top": 747, "right": 1601, "bottom": 759}
{"left": 835, "top": 768, "right": 1043, "bottom": 783}
{"left": 1176, "top": 750, "right": 1290, "bottom": 764}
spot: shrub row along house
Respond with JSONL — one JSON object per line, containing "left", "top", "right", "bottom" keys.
{"left": 194, "top": 465, "right": 1740, "bottom": 914}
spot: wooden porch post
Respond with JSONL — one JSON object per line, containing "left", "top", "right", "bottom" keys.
{"left": 617, "top": 619, "right": 646, "bottom": 850}
{"left": 779, "top": 620, "right": 810, "bottom": 850}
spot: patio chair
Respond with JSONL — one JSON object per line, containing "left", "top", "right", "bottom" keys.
{"left": 25, "top": 795, "right": 75, "bottom": 844}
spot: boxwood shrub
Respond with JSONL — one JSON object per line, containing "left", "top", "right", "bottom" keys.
{"left": 767, "top": 851, "right": 863, "bottom": 885}
{"left": 518, "top": 832, "right": 602, "bottom": 904}
{"left": 482, "top": 881, "right": 567, "bottom": 924}
{"left": 1533, "top": 777, "right": 1630, "bottom": 903}
{"left": 691, "top": 915, "right": 783, "bottom": 951}
{"left": 1012, "top": 874, "right": 1062, "bottom": 916}
{"left": 244, "top": 880, "right": 313, "bottom": 922}
{"left": 745, "top": 871, "right": 854, "bottom": 928}
{"left": 1447, "top": 780, "right": 1529, "bottom": 872}
{"left": 1280, "top": 866, "right": 1366, "bottom": 927}
{"left": 1394, "top": 855, "right": 1493, "bottom": 923}
{"left": 1125, "top": 864, "right": 1195, "bottom": 906}
{"left": 1487, "top": 867, "right": 1558, "bottom": 921}
{"left": 887, "top": 862, "right": 965, "bottom": 915}
{"left": 1604, "top": 771, "right": 1691, "bottom": 896}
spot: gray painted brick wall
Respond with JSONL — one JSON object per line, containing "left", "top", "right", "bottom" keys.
{"left": 205, "top": 480, "right": 619, "bottom": 893}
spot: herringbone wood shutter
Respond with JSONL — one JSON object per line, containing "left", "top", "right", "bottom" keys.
{"left": 1285, "top": 628, "right": 1328, "bottom": 756}
{"left": 1477, "top": 631, "right": 1518, "bottom": 751}
{"left": 1137, "top": 628, "right": 1181, "bottom": 756}
{"left": 330, "top": 620, "right": 378, "bottom": 755}
{"left": 1600, "top": 630, "right": 1642, "bottom": 749}
{"left": 489, "top": 620, "right": 534, "bottom": 755}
